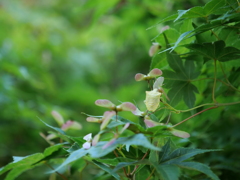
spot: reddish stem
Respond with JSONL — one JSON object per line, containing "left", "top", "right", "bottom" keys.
{"left": 173, "top": 106, "right": 218, "bottom": 127}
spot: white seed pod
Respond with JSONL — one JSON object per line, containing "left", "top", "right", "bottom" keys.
{"left": 153, "top": 77, "right": 164, "bottom": 89}
{"left": 144, "top": 89, "right": 162, "bottom": 112}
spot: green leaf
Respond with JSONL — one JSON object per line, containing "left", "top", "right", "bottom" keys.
{"left": 203, "top": 0, "right": 225, "bottom": 15}
{"left": 67, "top": 136, "right": 85, "bottom": 146}
{"left": 184, "top": 40, "right": 240, "bottom": 62}
{"left": 0, "top": 153, "right": 44, "bottom": 175}
{"left": 228, "top": 67, "right": 240, "bottom": 86}
{"left": 158, "top": 139, "right": 176, "bottom": 163}
{"left": 94, "top": 158, "right": 119, "bottom": 166}
{"left": 175, "top": 161, "right": 220, "bottom": 180}
{"left": 38, "top": 117, "right": 66, "bottom": 135}
{"left": 161, "top": 148, "right": 220, "bottom": 165}
{"left": 134, "top": 165, "right": 151, "bottom": 180}
{"left": 174, "top": 0, "right": 225, "bottom": 21}
{"left": 4, "top": 163, "right": 42, "bottom": 180}
{"left": 155, "top": 28, "right": 181, "bottom": 48}
{"left": 163, "top": 68, "right": 199, "bottom": 108}
{"left": 147, "top": 14, "right": 178, "bottom": 30}
{"left": 113, "top": 159, "right": 151, "bottom": 172}
{"left": 174, "top": 7, "right": 205, "bottom": 21}
{"left": 116, "top": 134, "right": 161, "bottom": 152}
{"left": 92, "top": 160, "right": 121, "bottom": 180}
{"left": 88, "top": 134, "right": 160, "bottom": 159}
{"left": 5, "top": 145, "right": 65, "bottom": 178}
{"left": 43, "top": 143, "right": 65, "bottom": 157}
{"left": 54, "top": 148, "right": 88, "bottom": 172}
{"left": 153, "top": 164, "right": 180, "bottom": 180}
{"left": 218, "top": 27, "right": 239, "bottom": 46}
{"left": 183, "top": 82, "right": 199, "bottom": 108}
{"left": 150, "top": 50, "right": 167, "bottom": 70}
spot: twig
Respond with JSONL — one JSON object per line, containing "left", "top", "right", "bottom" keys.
{"left": 173, "top": 106, "right": 218, "bottom": 127}
{"left": 113, "top": 150, "right": 128, "bottom": 177}
{"left": 130, "top": 150, "right": 149, "bottom": 175}
{"left": 146, "top": 168, "right": 156, "bottom": 180}
{"left": 212, "top": 59, "right": 218, "bottom": 103}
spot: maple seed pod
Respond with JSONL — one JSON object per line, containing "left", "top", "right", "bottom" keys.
{"left": 86, "top": 117, "right": 102, "bottom": 123}
{"left": 144, "top": 116, "right": 164, "bottom": 128}
{"left": 95, "top": 99, "right": 115, "bottom": 109}
{"left": 118, "top": 102, "right": 137, "bottom": 112}
{"left": 148, "top": 68, "right": 162, "bottom": 78}
{"left": 100, "top": 111, "right": 116, "bottom": 130}
{"left": 149, "top": 43, "right": 160, "bottom": 57}
{"left": 144, "top": 89, "right": 162, "bottom": 112}
{"left": 135, "top": 73, "right": 145, "bottom": 81}
{"left": 51, "top": 110, "right": 64, "bottom": 126}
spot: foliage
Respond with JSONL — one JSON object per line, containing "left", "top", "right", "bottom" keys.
{"left": 1, "top": 0, "right": 240, "bottom": 179}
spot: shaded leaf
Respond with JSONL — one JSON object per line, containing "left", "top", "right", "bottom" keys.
{"left": 113, "top": 160, "right": 150, "bottom": 172}
{"left": 4, "top": 163, "right": 42, "bottom": 180}
{"left": 153, "top": 164, "right": 180, "bottom": 180}
{"left": 184, "top": 40, "right": 240, "bottom": 61}
{"left": 94, "top": 158, "right": 119, "bottom": 166}
{"left": 0, "top": 153, "right": 44, "bottom": 175}
{"left": 92, "top": 160, "right": 121, "bottom": 180}
{"left": 53, "top": 148, "right": 88, "bottom": 172}
{"left": 161, "top": 148, "right": 220, "bottom": 165}
{"left": 175, "top": 161, "right": 220, "bottom": 180}
{"left": 203, "top": 0, "right": 225, "bottom": 15}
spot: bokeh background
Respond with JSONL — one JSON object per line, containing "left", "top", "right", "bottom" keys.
{"left": 1, "top": 0, "right": 239, "bottom": 179}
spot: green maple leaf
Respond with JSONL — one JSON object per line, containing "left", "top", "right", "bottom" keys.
{"left": 162, "top": 34, "right": 200, "bottom": 108}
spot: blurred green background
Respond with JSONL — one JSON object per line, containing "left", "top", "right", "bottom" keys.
{"left": 1, "top": 0, "right": 239, "bottom": 179}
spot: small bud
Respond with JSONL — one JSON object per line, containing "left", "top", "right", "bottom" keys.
{"left": 83, "top": 142, "right": 91, "bottom": 149}
{"left": 95, "top": 99, "right": 115, "bottom": 109}
{"left": 148, "top": 68, "right": 162, "bottom": 78}
{"left": 145, "top": 89, "right": 162, "bottom": 112}
{"left": 83, "top": 133, "right": 92, "bottom": 149}
{"left": 83, "top": 133, "right": 92, "bottom": 142}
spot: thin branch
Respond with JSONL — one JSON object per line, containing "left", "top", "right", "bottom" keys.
{"left": 173, "top": 106, "right": 218, "bottom": 127}
{"left": 146, "top": 168, "right": 156, "bottom": 180}
{"left": 130, "top": 150, "right": 149, "bottom": 175}
{"left": 212, "top": 59, "right": 218, "bottom": 103}
{"left": 114, "top": 150, "right": 128, "bottom": 177}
